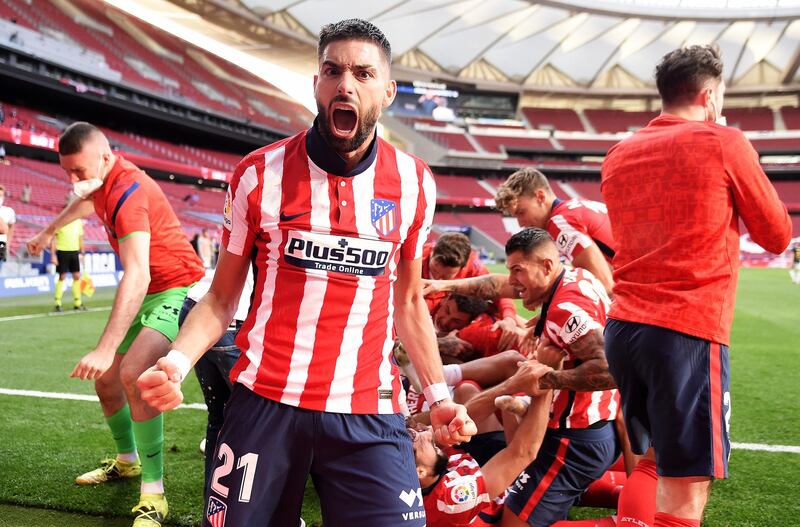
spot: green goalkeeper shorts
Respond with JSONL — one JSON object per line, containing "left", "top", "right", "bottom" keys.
{"left": 117, "top": 285, "right": 192, "bottom": 354}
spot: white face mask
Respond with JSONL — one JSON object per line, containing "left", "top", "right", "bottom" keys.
{"left": 73, "top": 178, "right": 103, "bottom": 199}
{"left": 73, "top": 155, "right": 106, "bottom": 199}
{"left": 708, "top": 96, "right": 726, "bottom": 126}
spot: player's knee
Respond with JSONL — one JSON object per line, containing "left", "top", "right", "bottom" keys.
{"left": 118, "top": 359, "right": 143, "bottom": 393}
{"left": 497, "top": 350, "right": 526, "bottom": 374}
{"left": 453, "top": 381, "right": 481, "bottom": 403}
{"left": 94, "top": 370, "right": 118, "bottom": 396}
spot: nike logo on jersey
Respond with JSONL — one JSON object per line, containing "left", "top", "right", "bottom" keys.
{"left": 280, "top": 211, "right": 311, "bottom": 222}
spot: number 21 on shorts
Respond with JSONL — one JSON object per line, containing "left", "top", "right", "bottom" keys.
{"left": 211, "top": 443, "right": 259, "bottom": 503}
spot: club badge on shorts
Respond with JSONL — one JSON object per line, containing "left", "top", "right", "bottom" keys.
{"left": 206, "top": 495, "right": 227, "bottom": 527}
{"left": 371, "top": 199, "right": 398, "bottom": 237}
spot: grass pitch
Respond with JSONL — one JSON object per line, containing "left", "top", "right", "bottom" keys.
{"left": 0, "top": 268, "right": 798, "bottom": 526}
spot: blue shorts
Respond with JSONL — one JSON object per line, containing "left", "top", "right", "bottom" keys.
{"left": 203, "top": 385, "right": 426, "bottom": 527}
{"left": 504, "top": 423, "right": 618, "bottom": 527}
{"left": 604, "top": 319, "right": 730, "bottom": 478}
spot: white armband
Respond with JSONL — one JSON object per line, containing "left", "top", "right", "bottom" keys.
{"left": 165, "top": 349, "right": 191, "bottom": 383}
{"left": 423, "top": 382, "right": 450, "bottom": 407}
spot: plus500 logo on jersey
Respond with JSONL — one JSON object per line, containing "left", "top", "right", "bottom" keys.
{"left": 284, "top": 230, "right": 393, "bottom": 276}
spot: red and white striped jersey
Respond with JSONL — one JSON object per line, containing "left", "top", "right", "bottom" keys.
{"left": 423, "top": 453, "right": 496, "bottom": 527}
{"left": 541, "top": 268, "right": 619, "bottom": 429}
{"left": 222, "top": 127, "right": 436, "bottom": 414}
{"left": 546, "top": 199, "right": 615, "bottom": 264}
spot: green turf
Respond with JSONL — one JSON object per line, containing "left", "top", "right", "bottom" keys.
{"left": 1, "top": 269, "right": 799, "bottom": 526}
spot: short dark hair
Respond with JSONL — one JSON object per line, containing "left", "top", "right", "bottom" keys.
{"left": 655, "top": 44, "right": 723, "bottom": 106}
{"left": 449, "top": 294, "right": 490, "bottom": 319}
{"left": 433, "top": 450, "right": 448, "bottom": 477}
{"left": 59, "top": 122, "right": 101, "bottom": 156}
{"left": 505, "top": 227, "right": 555, "bottom": 257}
{"left": 432, "top": 233, "right": 472, "bottom": 268}
{"left": 318, "top": 18, "right": 392, "bottom": 67}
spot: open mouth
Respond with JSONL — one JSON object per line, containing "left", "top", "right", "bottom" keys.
{"left": 331, "top": 107, "right": 357, "bottom": 136}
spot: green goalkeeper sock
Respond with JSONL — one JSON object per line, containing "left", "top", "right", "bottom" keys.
{"left": 72, "top": 279, "right": 82, "bottom": 307}
{"left": 132, "top": 414, "right": 164, "bottom": 483}
{"left": 54, "top": 279, "right": 64, "bottom": 306}
{"left": 105, "top": 404, "right": 136, "bottom": 456}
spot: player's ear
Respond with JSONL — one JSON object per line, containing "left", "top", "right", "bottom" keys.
{"left": 383, "top": 79, "right": 397, "bottom": 108}
{"left": 542, "top": 256, "right": 555, "bottom": 274}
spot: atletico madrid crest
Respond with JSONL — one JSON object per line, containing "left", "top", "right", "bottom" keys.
{"left": 206, "top": 496, "right": 227, "bottom": 527}
{"left": 371, "top": 199, "right": 398, "bottom": 236}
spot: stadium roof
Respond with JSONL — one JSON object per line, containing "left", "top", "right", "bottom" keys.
{"left": 164, "top": 0, "right": 800, "bottom": 94}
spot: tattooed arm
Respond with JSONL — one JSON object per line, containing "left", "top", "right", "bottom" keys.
{"left": 421, "top": 273, "right": 516, "bottom": 301}
{"left": 538, "top": 329, "right": 617, "bottom": 391}
{"left": 437, "top": 334, "right": 479, "bottom": 362}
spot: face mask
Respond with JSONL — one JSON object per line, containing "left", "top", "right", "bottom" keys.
{"left": 73, "top": 178, "right": 103, "bottom": 199}
{"left": 708, "top": 97, "right": 726, "bottom": 126}
{"left": 73, "top": 155, "right": 106, "bottom": 199}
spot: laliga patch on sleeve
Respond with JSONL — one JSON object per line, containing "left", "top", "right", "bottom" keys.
{"left": 223, "top": 189, "right": 233, "bottom": 229}
{"left": 449, "top": 476, "right": 479, "bottom": 504}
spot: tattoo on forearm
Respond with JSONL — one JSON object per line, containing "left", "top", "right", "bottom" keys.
{"left": 453, "top": 275, "right": 505, "bottom": 300}
{"left": 437, "top": 335, "right": 475, "bottom": 359}
{"left": 538, "top": 330, "right": 617, "bottom": 391}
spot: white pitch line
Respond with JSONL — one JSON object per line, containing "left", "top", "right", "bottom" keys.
{"left": 0, "top": 306, "right": 112, "bottom": 323}
{"left": 730, "top": 442, "right": 800, "bottom": 454}
{"left": 0, "top": 387, "right": 206, "bottom": 410}
{"left": 0, "top": 388, "right": 798, "bottom": 453}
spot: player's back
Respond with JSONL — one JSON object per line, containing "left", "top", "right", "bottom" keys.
{"left": 601, "top": 114, "right": 786, "bottom": 344}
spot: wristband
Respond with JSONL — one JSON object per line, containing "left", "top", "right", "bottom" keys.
{"left": 424, "top": 382, "right": 450, "bottom": 406}
{"left": 165, "top": 349, "right": 191, "bottom": 383}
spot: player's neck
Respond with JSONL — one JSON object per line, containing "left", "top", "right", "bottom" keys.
{"left": 339, "top": 141, "right": 373, "bottom": 174}
{"left": 661, "top": 105, "right": 706, "bottom": 122}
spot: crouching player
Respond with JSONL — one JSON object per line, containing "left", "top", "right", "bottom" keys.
{"left": 423, "top": 228, "right": 621, "bottom": 526}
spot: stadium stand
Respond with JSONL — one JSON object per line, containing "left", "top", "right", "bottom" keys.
{"left": 434, "top": 175, "right": 494, "bottom": 199}
{"left": 1, "top": 0, "right": 312, "bottom": 134}
{"left": 522, "top": 107, "right": 585, "bottom": 131}
{"left": 419, "top": 129, "right": 477, "bottom": 153}
{"left": 584, "top": 109, "right": 658, "bottom": 133}
{"left": 781, "top": 106, "right": 800, "bottom": 130}
{"left": 724, "top": 107, "right": 775, "bottom": 131}
{"left": 470, "top": 130, "right": 554, "bottom": 154}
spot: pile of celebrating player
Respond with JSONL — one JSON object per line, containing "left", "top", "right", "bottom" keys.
{"left": 27, "top": 17, "right": 791, "bottom": 527}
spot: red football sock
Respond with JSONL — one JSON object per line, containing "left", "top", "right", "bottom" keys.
{"left": 551, "top": 517, "right": 617, "bottom": 527}
{"left": 617, "top": 459, "right": 658, "bottom": 527}
{"left": 580, "top": 470, "right": 625, "bottom": 508}
{"left": 609, "top": 455, "right": 626, "bottom": 473}
{"left": 654, "top": 512, "right": 701, "bottom": 527}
